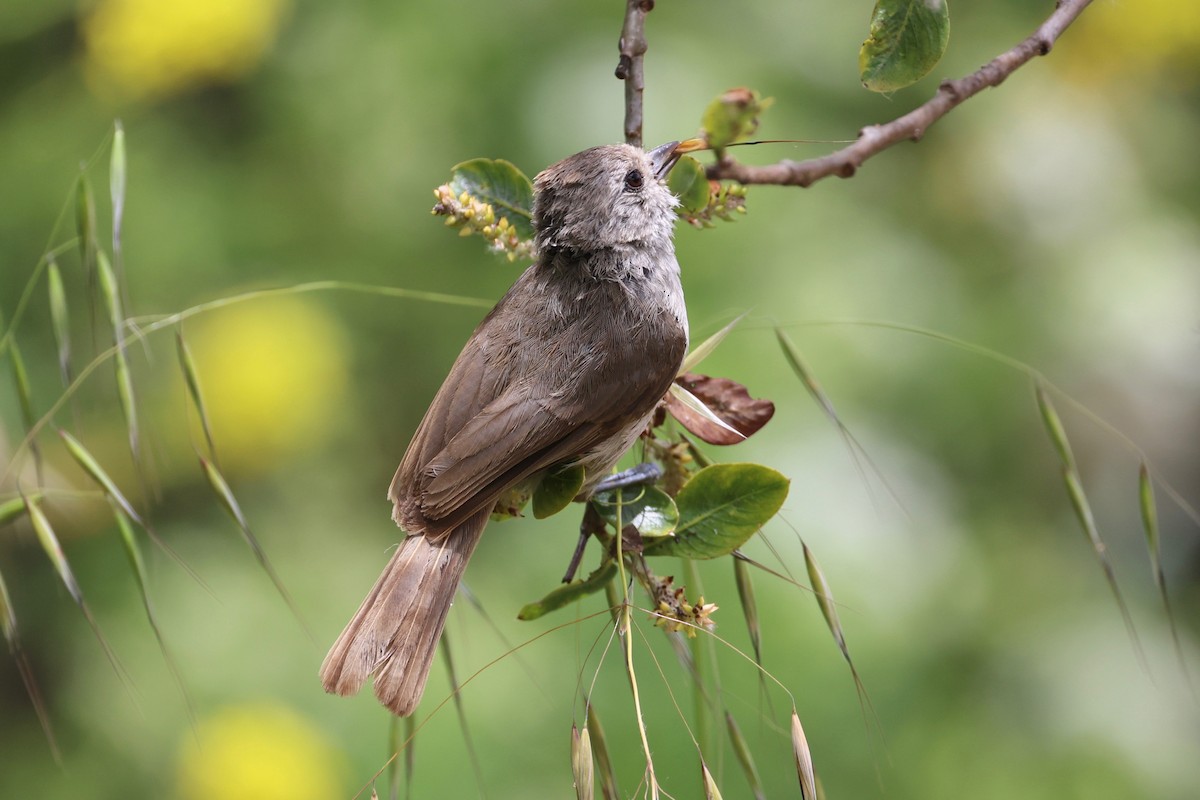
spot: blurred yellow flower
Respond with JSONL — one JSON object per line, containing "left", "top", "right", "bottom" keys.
{"left": 83, "top": 0, "right": 290, "bottom": 101}
{"left": 186, "top": 296, "right": 349, "bottom": 474}
{"left": 1063, "top": 0, "right": 1200, "bottom": 84}
{"left": 176, "top": 703, "right": 344, "bottom": 800}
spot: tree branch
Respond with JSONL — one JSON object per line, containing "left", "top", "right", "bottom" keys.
{"left": 616, "top": 0, "right": 654, "bottom": 147}
{"left": 706, "top": 0, "right": 1094, "bottom": 187}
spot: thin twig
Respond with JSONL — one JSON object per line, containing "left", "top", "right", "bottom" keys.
{"left": 707, "top": 0, "right": 1094, "bottom": 186}
{"left": 616, "top": 0, "right": 654, "bottom": 147}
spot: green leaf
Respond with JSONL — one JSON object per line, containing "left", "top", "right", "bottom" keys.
{"left": 517, "top": 561, "right": 617, "bottom": 620}
{"left": 448, "top": 159, "right": 535, "bottom": 239}
{"left": 532, "top": 463, "right": 585, "bottom": 519}
{"left": 591, "top": 485, "right": 679, "bottom": 538}
{"left": 667, "top": 155, "right": 710, "bottom": 214}
{"left": 645, "top": 464, "right": 788, "bottom": 559}
{"left": 859, "top": 0, "right": 950, "bottom": 93}
{"left": 701, "top": 88, "right": 774, "bottom": 152}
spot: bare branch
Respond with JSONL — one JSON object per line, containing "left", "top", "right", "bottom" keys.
{"left": 707, "top": 0, "right": 1094, "bottom": 187}
{"left": 616, "top": 0, "right": 654, "bottom": 147}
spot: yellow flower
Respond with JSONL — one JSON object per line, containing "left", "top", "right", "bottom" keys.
{"left": 184, "top": 296, "right": 349, "bottom": 474}
{"left": 1062, "top": 0, "right": 1200, "bottom": 85}
{"left": 83, "top": 0, "right": 290, "bottom": 101}
{"left": 176, "top": 703, "right": 344, "bottom": 800}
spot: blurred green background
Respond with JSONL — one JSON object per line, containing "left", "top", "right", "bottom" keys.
{"left": 2, "top": 1, "right": 1198, "bottom": 797}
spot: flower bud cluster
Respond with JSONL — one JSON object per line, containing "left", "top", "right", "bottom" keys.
{"left": 649, "top": 574, "right": 718, "bottom": 636}
{"left": 432, "top": 184, "right": 536, "bottom": 262}
{"left": 680, "top": 181, "right": 749, "bottom": 229}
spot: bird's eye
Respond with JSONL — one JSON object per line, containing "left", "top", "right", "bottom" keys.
{"left": 623, "top": 169, "right": 644, "bottom": 191}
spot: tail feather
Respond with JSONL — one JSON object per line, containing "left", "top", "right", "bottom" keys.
{"left": 320, "top": 509, "right": 489, "bottom": 716}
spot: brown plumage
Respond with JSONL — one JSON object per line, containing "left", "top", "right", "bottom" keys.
{"left": 320, "top": 142, "right": 689, "bottom": 715}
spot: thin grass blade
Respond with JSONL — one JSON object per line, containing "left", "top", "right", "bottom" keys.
{"left": 57, "top": 429, "right": 206, "bottom": 584}
{"left": 175, "top": 329, "right": 219, "bottom": 465}
{"left": 572, "top": 724, "right": 595, "bottom": 800}
{"left": 76, "top": 169, "right": 97, "bottom": 276}
{"left": 110, "top": 120, "right": 126, "bottom": 270}
{"left": 680, "top": 311, "right": 749, "bottom": 374}
{"left": 803, "top": 540, "right": 875, "bottom": 720}
{"left": 776, "top": 328, "right": 839, "bottom": 420}
{"left": 47, "top": 257, "right": 72, "bottom": 387}
{"left": 1139, "top": 464, "right": 1193, "bottom": 695}
{"left": 198, "top": 457, "right": 309, "bottom": 636}
{"left": 1, "top": 495, "right": 39, "bottom": 526}
{"left": 1061, "top": 468, "right": 1147, "bottom": 668}
{"left": 0, "top": 564, "right": 61, "bottom": 762}
{"left": 97, "top": 250, "right": 141, "bottom": 463}
{"left": 700, "top": 760, "right": 724, "bottom": 800}
{"left": 7, "top": 340, "right": 44, "bottom": 483}
{"left": 23, "top": 493, "right": 135, "bottom": 698}
{"left": 438, "top": 636, "right": 485, "bottom": 793}
{"left": 111, "top": 501, "right": 194, "bottom": 722}
{"left": 586, "top": 705, "right": 619, "bottom": 800}
{"left": 724, "top": 711, "right": 765, "bottom": 800}
{"left": 1035, "top": 383, "right": 1076, "bottom": 472}
{"left": 733, "top": 557, "right": 762, "bottom": 665}
{"left": 791, "top": 711, "right": 816, "bottom": 800}
{"left": 1037, "top": 386, "right": 1142, "bottom": 660}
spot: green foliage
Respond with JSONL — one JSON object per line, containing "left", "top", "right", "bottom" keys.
{"left": 446, "top": 158, "right": 535, "bottom": 239}
{"left": 517, "top": 561, "right": 618, "bottom": 621}
{"left": 701, "top": 88, "right": 774, "bottom": 152}
{"left": 667, "top": 155, "right": 711, "bottom": 214}
{"left": 644, "top": 464, "right": 789, "bottom": 559}
{"left": 860, "top": 0, "right": 951, "bottom": 92}
{"left": 591, "top": 484, "right": 679, "bottom": 538}
{"left": 532, "top": 463, "right": 585, "bottom": 519}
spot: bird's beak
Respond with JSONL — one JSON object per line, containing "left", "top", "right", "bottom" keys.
{"left": 648, "top": 138, "right": 709, "bottom": 179}
{"left": 647, "top": 141, "right": 682, "bottom": 179}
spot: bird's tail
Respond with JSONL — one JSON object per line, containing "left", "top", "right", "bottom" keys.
{"left": 319, "top": 509, "right": 489, "bottom": 716}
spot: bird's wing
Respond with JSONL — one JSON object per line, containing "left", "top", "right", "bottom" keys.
{"left": 390, "top": 328, "right": 680, "bottom": 536}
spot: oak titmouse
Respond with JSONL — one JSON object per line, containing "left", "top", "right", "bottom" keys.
{"left": 320, "top": 141, "right": 689, "bottom": 716}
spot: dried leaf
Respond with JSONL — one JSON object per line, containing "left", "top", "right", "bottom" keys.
{"left": 666, "top": 382, "right": 745, "bottom": 444}
{"left": 667, "top": 373, "right": 774, "bottom": 445}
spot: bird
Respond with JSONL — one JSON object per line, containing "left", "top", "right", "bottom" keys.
{"left": 320, "top": 140, "right": 690, "bottom": 716}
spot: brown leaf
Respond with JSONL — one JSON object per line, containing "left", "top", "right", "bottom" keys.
{"left": 665, "top": 373, "right": 775, "bottom": 445}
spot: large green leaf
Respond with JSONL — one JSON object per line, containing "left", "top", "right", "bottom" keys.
{"left": 532, "top": 463, "right": 585, "bottom": 519}
{"left": 448, "top": 159, "right": 535, "bottom": 239}
{"left": 645, "top": 464, "right": 788, "bottom": 559}
{"left": 859, "top": 0, "right": 950, "bottom": 93}
{"left": 591, "top": 485, "right": 679, "bottom": 538}
{"left": 517, "top": 561, "right": 617, "bottom": 620}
